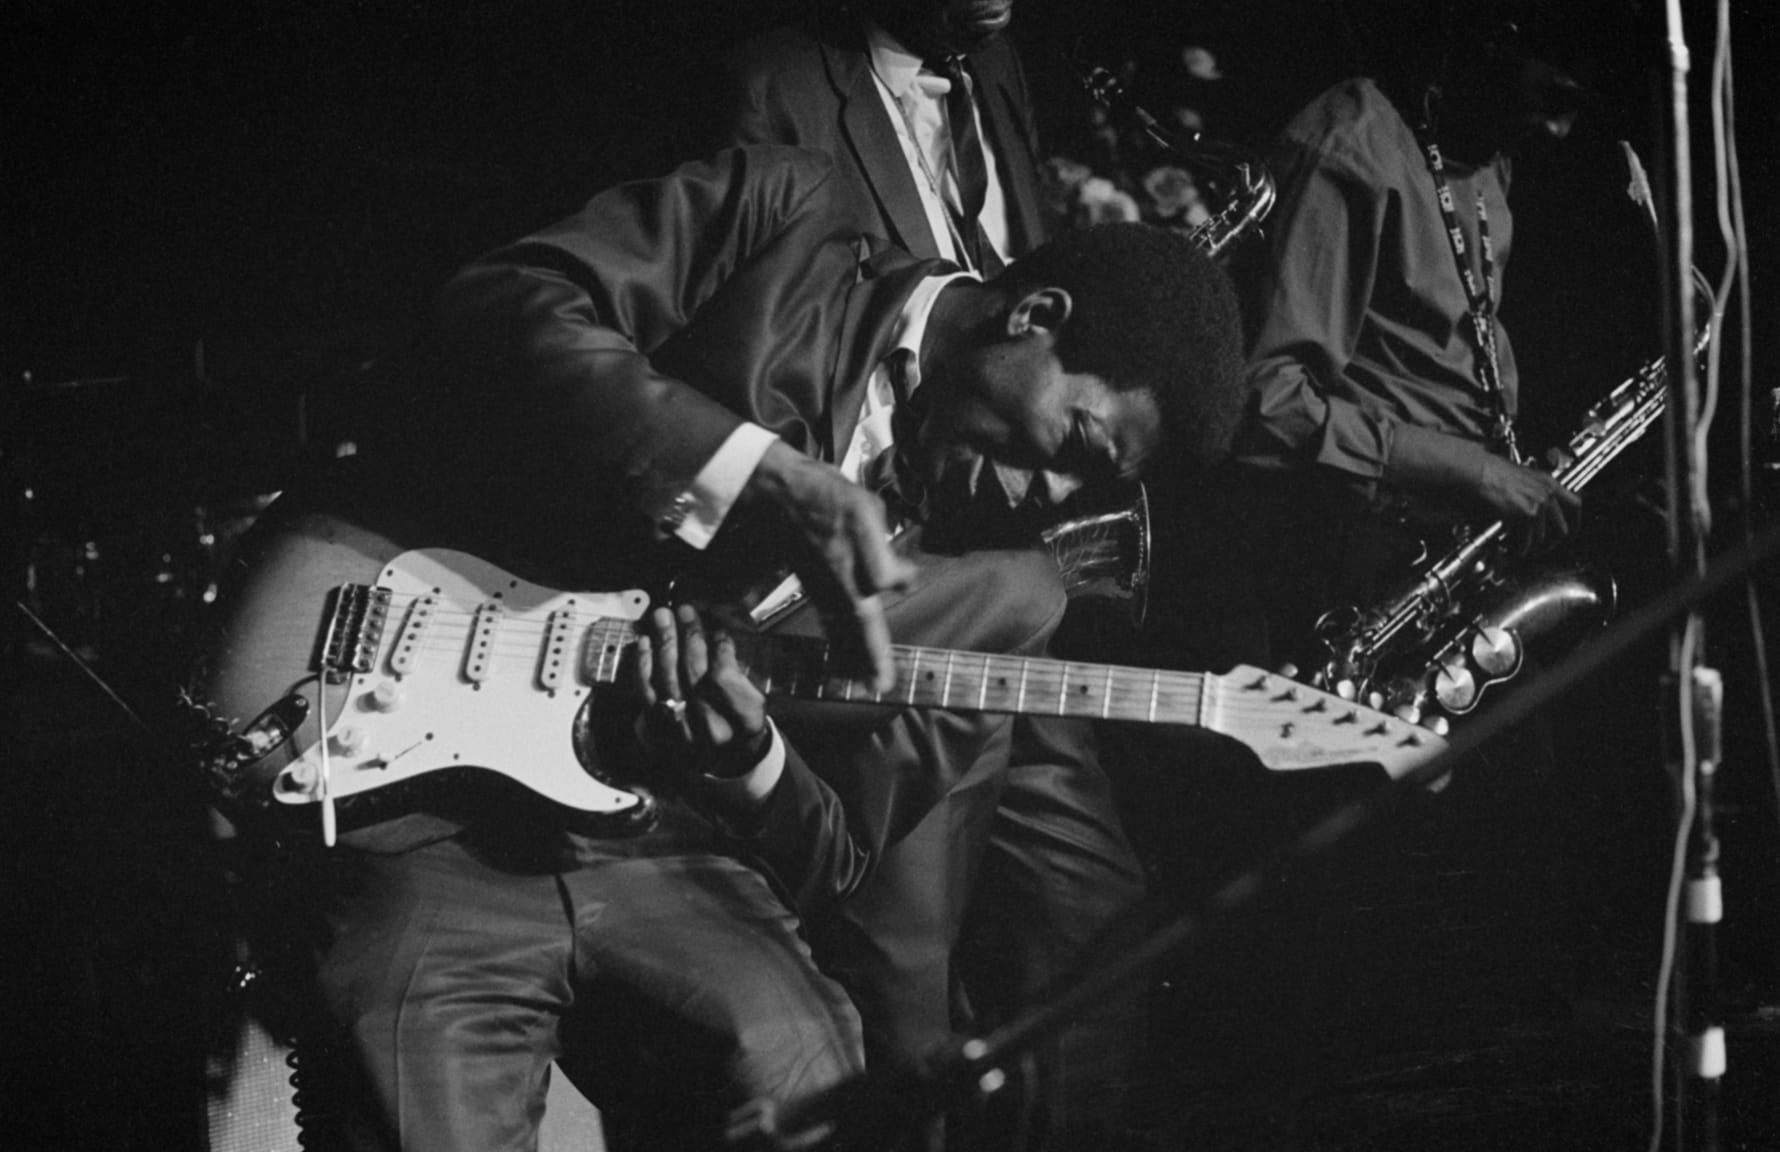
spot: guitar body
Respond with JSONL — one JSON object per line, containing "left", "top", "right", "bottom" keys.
{"left": 191, "top": 504, "right": 652, "bottom": 823}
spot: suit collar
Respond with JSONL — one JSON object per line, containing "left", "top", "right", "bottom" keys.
{"left": 860, "top": 19, "right": 923, "bottom": 101}
{"left": 819, "top": 25, "right": 946, "bottom": 261}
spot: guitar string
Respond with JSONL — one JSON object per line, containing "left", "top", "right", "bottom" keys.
{"left": 329, "top": 626, "right": 1406, "bottom": 743}
{"left": 358, "top": 627, "right": 1345, "bottom": 709}
{"left": 346, "top": 594, "right": 1404, "bottom": 727}
{"left": 342, "top": 631, "right": 1364, "bottom": 723}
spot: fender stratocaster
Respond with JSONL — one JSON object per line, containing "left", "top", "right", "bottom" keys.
{"left": 193, "top": 530, "right": 1447, "bottom": 830}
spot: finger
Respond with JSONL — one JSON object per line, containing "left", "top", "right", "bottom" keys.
{"left": 650, "top": 606, "right": 683, "bottom": 704}
{"left": 632, "top": 632, "right": 657, "bottom": 707}
{"left": 677, "top": 603, "right": 710, "bottom": 686}
{"left": 814, "top": 594, "right": 898, "bottom": 696}
{"left": 849, "top": 514, "right": 918, "bottom": 596}
{"left": 853, "top": 594, "right": 897, "bottom": 695}
{"left": 687, "top": 686, "right": 735, "bottom": 748}
{"left": 709, "top": 632, "right": 768, "bottom": 734}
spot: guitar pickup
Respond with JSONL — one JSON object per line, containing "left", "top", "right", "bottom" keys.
{"left": 464, "top": 601, "right": 504, "bottom": 684}
{"left": 538, "top": 604, "right": 579, "bottom": 691}
{"left": 390, "top": 594, "right": 439, "bottom": 676}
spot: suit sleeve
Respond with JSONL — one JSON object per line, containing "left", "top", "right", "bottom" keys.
{"left": 1241, "top": 145, "right": 1399, "bottom": 483}
{"left": 434, "top": 146, "right": 838, "bottom": 528}
{"left": 718, "top": 740, "right": 874, "bottom": 916}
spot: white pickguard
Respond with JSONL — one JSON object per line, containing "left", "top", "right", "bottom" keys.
{"left": 273, "top": 548, "right": 650, "bottom": 814}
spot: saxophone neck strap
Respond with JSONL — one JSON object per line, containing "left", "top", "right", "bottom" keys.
{"left": 1414, "top": 130, "right": 1522, "bottom": 464}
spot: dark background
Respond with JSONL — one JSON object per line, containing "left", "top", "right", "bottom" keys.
{"left": 4, "top": 1, "right": 1778, "bottom": 1148}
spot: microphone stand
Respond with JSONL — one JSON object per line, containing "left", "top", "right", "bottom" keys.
{"left": 731, "top": 519, "right": 1780, "bottom": 1152}
{"left": 1654, "top": 3, "right": 1722, "bottom": 1149}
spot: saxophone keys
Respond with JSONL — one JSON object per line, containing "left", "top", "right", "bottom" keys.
{"left": 1470, "top": 626, "right": 1520, "bottom": 676}
{"left": 1435, "top": 662, "right": 1479, "bottom": 713}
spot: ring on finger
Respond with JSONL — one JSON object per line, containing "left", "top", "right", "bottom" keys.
{"left": 656, "top": 697, "right": 688, "bottom": 724}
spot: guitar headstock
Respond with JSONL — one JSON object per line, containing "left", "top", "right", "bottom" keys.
{"left": 1216, "top": 665, "right": 1448, "bottom": 781}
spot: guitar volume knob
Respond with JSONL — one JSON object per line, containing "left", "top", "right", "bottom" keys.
{"left": 369, "top": 681, "right": 405, "bottom": 712}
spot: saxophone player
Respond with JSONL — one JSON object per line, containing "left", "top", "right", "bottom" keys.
{"left": 1236, "top": 1, "right": 1588, "bottom": 667}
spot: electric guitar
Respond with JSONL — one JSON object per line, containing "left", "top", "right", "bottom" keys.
{"left": 191, "top": 519, "right": 1447, "bottom": 833}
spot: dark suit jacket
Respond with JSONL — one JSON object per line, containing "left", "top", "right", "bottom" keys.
{"left": 425, "top": 144, "right": 927, "bottom": 594}
{"left": 310, "top": 145, "right": 1059, "bottom": 910}
{"left": 717, "top": 11, "right": 1049, "bottom": 263}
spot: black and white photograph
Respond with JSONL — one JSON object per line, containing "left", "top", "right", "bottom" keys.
{"left": 5, "top": 2, "right": 1777, "bottom": 1149}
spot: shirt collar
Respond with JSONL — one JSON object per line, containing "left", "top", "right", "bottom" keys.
{"left": 890, "top": 270, "right": 975, "bottom": 392}
{"left": 863, "top": 19, "right": 926, "bottom": 101}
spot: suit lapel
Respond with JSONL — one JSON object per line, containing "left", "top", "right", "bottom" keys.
{"left": 828, "top": 245, "right": 941, "bottom": 462}
{"left": 820, "top": 37, "right": 944, "bottom": 261}
{"left": 971, "top": 43, "right": 1048, "bottom": 255}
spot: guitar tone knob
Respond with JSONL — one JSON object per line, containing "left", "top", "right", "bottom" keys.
{"left": 331, "top": 725, "right": 371, "bottom": 757}
{"left": 281, "top": 760, "right": 319, "bottom": 794}
{"left": 369, "top": 681, "right": 405, "bottom": 712}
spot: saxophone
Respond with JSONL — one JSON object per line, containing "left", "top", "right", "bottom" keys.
{"left": 1075, "top": 65, "right": 1277, "bottom": 259}
{"left": 1310, "top": 285, "right": 1717, "bottom": 725}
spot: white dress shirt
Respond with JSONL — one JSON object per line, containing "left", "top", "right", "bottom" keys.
{"left": 862, "top": 20, "right": 1012, "bottom": 270}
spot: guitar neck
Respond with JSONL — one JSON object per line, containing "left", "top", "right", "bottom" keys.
{"left": 580, "top": 611, "right": 1445, "bottom": 781}
{"left": 584, "top": 621, "right": 1209, "bottom": 723}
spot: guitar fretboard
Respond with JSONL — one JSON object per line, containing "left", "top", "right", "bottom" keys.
{"left": 581, "top": 619, "right": 1209, "bottom": 723}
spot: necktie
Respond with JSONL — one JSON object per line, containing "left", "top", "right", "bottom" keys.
{"left": 929, "top": 55, "right": 994, "bottom": 273}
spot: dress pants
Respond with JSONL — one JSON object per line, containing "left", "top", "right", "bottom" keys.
{"left": 311, "top": 827, "right": 862, "bottom": 1152}
{"left": 776, "top": 538, "right": 1148, "bottom": 1150}
{"left": 957, "top": 716, "right": 1149, "bottom": 1152}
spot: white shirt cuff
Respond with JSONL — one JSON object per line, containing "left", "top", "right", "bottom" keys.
{"left": 671, "top": 423, "right": 780, "bottom": 550}
{"left": 700, "top": 720, "right": 787, "bottom": 810}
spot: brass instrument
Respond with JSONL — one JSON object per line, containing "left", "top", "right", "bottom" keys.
{"left": 1042, "top": 482, "right": 1151, "bottom": 623}
{"left": 1076, "top": 65, "right": 1277, "bottom": 260}
{"left": 1311, "top": 288, "right": 1717, "bottom": 725}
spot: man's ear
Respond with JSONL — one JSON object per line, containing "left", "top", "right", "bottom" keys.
{"left": 1007, "top": 287, "right": 1073, "bottom": 338}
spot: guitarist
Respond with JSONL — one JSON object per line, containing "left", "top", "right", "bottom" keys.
{"left": 229, "top": 144, "right": 1244, "bottom": 1150}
